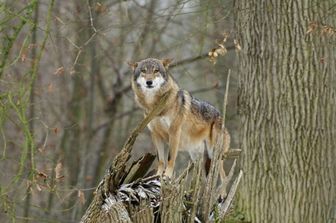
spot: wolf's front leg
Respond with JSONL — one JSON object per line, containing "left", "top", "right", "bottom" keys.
{"left": 165, "top": 126, "right": 182, "bottom": 177}
{"left": 151, "top": 132, "right": 165, "bottom": 175}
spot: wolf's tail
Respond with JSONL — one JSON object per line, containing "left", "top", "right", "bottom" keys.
{"left": 203, "top": 117, "right": 230, "bottom": 176}
{"left": 209, "top": 117, "right": 230, "bottom": 154}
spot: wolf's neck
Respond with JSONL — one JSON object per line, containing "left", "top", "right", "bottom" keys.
{"left": 140, "top": 87, "right": 177, "bottom": 111}
{"left": 142, "top": 87, "right": 160, "bottom": 105}
{"left": 135, "top": 76, "right": 179, "bottom": 112}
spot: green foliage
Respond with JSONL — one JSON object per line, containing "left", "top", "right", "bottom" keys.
{"left": 0, "top": 187, "right": 17, "bottom": 223}
{"left": 0, "top": 0, "right": 38, "bottom": 77}
{"left": 0, "top": 93, "right": 9, "bottom": 160}
{"left": 8, "top": 91, "right": 35, "bottom": 183}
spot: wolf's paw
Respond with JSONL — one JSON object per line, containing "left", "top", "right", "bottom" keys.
{"left": 157, "top": 168, "right": 164, "bottom": 176}
{"left": 164, "top": 168, "right": 174, "bottom": 178}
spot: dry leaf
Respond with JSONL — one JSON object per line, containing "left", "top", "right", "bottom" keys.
{"left": 216, "top": 47, "right": 227, "bottom": 56}
{"left": 208, "top": 33, "right": 231, "bottom": 64}
{"left": 223, "top": 32, "right": 229, "bottom": 42}
{"left": 306, "top": 27, "right": 314, "bottom": 34}
{"left": 217, "top": 43, "right": 225, "bottom": 49}
{"left": 208, "top": 48, "right": 218, "bottom": 64}
{"left": 213, "top": 80, "right": 220, "bottom": 88}
{"left": 53, "top": 127, "right": 59, "bottom": 135}
{"left": 55, "top": 162, "right": 63, "bottom": 179}
{"left": 85, "top": 175, "right": 93, "bottom": 181}
{"left": 321, "top": 26, "right": 334, "bottom": 36}
{"left": 36, "top": 183, "right": 42, "bottom": 192}
{"left": 78, "top": 190, "right": 85, "bottom": 205}
{"left": 95, "top": 2, "right": 107, "bottom": 14}
{"left": 26, "top": 180, "right": 33, "bottom": 189}
{"left": 47, "top": 83, "right": 54, "bottom": 93}
{"left": 38, "top": 147, "right": 44, "bottom": 153}
{"left": 234, "top": 39, "right": 241, "bottom": 51}
{"left": 306, "top": 21, "right": 335, "bottom": 36}
{"left": 21, "top": 53, "right": 27, "bottom": 62}
{"left": 54, "top": 16, "right": 65, "bottom": 25}
{"left": 54, "top": 67, "right": 64, "bottom": 75}
{"left": 306, "top": 22, "right": 318, "bottom": 34}
{"left": 37, "top": 171, "right": 48, "bottom": 179}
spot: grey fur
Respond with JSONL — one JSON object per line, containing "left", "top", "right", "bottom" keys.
{"left": 133, "top": 58, "right": 168, "bottom": 81}
{"left": 190, "top": 96, "right": 220, "bottom": 122}
{"left": 177, "top": 90, "right": 185, "bottom": 106}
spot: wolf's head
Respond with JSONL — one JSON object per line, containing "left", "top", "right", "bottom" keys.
{"left": 129, "top": 58, "right": 172, "bottom": 92}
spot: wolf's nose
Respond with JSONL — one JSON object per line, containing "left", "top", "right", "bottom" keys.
{"left": 146, "top": 80, "right": 153, "bottom": 86}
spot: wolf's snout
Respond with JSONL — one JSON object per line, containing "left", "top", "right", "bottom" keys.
{"left": 146, "top": 80, "right": 153, "bottom": 86}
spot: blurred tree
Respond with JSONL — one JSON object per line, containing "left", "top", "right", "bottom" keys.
{"left": 1, "top": 0, "right": 239, "bottom": 222}
{"left": 236, "top": 0, "right": 336, "bottom": 222}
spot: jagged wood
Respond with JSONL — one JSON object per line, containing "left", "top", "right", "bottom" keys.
{"left": 128, "top": 202, "right": 154, "bottom": 223}
{"left": 80, "top": 91, "right": 171, "bottom": 223}
{"left": 105, "top": 90, "right": 172, "bottom": 193}
{"left": 217, "top": 170, "right": 243, "bottom": 220}
{"left": 80, "top": 87, "right": 242, "bottom": 223}
{"left": 122, "top": 154, "right": 156, "bottom": 185}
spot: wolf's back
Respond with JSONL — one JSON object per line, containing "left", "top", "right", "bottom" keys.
{"left": 189, "top": 96, "right": 227, "bottom": 145}
{"left": 190, "top": 97, "right": 221, "bottom": 123}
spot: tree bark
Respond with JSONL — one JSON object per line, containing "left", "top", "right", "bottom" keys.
{"left": 80, "top": 92, "right": 171, "bottom": 223}
{"left": 80, "top": 185, "right": 132, "bottom": 223}
{"left": 235, "top": 1, "right": 336, "bottom": 222}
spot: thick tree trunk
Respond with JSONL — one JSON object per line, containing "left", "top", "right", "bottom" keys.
{"left": 236, "top": 1, "right": 336, "bottom": 222}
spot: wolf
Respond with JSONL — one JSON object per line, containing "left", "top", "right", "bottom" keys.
{"left": 130, "top": 58, "right": 230, "bottom": 178}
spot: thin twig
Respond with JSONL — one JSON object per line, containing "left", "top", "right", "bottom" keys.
{"left": 222, "top": 69, "right": 231, "bottom": 130}
{"left": 72, "top": 49, "right": 82, "bottom": 69}
{"left": 87, "top": 0, "right": 97, "bottom": 33}
{"left": 84, "top": 32, "right": 97, "bottom": 46}
{"left": 170, "top": 45, "right": 235, "bottom": 68}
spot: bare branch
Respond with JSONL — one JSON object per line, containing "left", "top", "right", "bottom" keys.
{"left": 217, "top": 170, "right": 243, "bottom": 219}
{"left": 87, "top": 0, "right": 97, "bottom": 33}
{"left": 171, "top": 45, "right": 235, "bottom": 68}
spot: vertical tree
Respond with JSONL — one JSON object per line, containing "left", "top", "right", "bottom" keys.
{"left": 235, "top": 1, "right": 336, "bottom": 222}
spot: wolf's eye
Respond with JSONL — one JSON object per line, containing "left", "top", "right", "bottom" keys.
{"left": 154, "top": 68, "right": 160, "bottom": 73}
{"left": 141, "top": 68, "right": 146, "bottom": 73}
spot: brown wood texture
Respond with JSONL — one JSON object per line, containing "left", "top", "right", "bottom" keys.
{"left": 80, "top": 91, "right": 172, "bottom": 223}
{"left": 235, "top": 1, "right": 336, "bottom": 222}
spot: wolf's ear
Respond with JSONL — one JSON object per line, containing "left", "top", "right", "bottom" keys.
{"left": 161, "top": 58, "right": 173, "bottom": 69}
{"left": 127, "top": 61, "right": 138, "bottom": 71}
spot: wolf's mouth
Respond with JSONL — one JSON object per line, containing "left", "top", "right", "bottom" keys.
{"left": 146, "top": 86, "right": 154, "bottom": 89}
